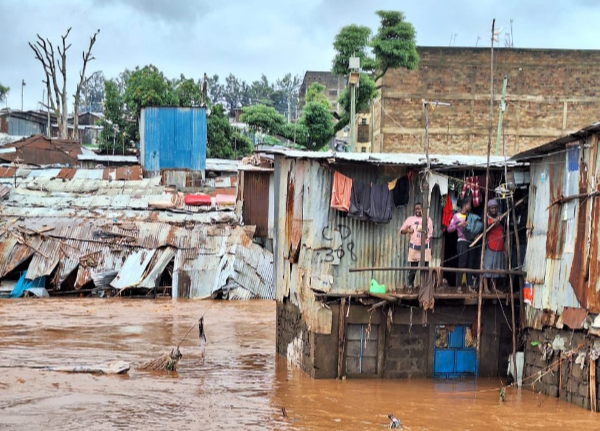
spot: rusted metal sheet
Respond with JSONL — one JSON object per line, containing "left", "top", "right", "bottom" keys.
{"left": 57, "top": 168, "right": 77, "bottom": 180}
{"left": 102, "top": 166, "right": 143, "bottom": 181}
{"left": 524, "top": 164, "right": 549, "bottom": 284}
{"left": 242, "top": 171, "right": 270, "bottom": 238}
{"left": 546, "top": 157, "right": 565, "bottom": 258}
{"left": 286, "top": 160, "right": 304, "bottom": 262}
{"left": 557, "top": 307, "right": 588, "bottom": 329}
{"left": 111, "top": 249, "right": 157, "bottom": 290}
{"left": 0, "top": 167, "right": 17, "bottom": 178}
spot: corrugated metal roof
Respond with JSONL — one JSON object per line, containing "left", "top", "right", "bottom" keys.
{"left": 77, "top": 154, "right": 138, "bottom": 163}
{"left": 206, "top": 158, "right": 239, "bottom": 172}
{"left": 111, "top": 249, "right": 157, "bottom": 290}
{"left": 264, "top": 148, "right": 525, "bottom": 168}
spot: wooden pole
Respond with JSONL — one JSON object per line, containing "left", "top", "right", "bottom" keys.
{"left": 477, "top": 18, "right": 496, "bottom": 370}
{"left": 420, "top": 102, "right": 430, "bottom": 284}
{"left": 511, "top": 196, "right": 525, "bottom": 326}
{"left": 337, "top": 297, "right": 346, "bottom": 379}
{"left": 591, "top": 358, "right": 597, "bottom": 412}
{"left": 349, "top": 266, "right": 525, "bottom": 276}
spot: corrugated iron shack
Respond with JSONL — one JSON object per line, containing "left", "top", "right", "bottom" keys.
{"left": 0, "top": 166, "right": 274, "bottom": 301}
{"left": 273, "top": 149, "right": 529, "bottom": 379}
{"left": 512, "top": 122, "right": 600, "bottom": 412}
{"left": 140, "top": 107, "right": 207, "bottom": 175}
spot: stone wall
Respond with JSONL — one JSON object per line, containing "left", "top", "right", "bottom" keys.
{"left": 384, "top": 324, "right": 429, "bottom": 378}
{"left": 375, "top": 47, "right": 600, "bottom": 155}
{"left": 524, "top": 328, "right": 599, "bottom": 411}
{"left": 276, "top": 298, "right": 315, "bottom": 377}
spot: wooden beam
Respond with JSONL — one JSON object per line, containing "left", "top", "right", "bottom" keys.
{"left": 591, "top": 358, "right": 597, "bottom": 413}
{"left": 349, "top": 266, "right": 526, "bottom": 276}
{"left": 337, "top": 298, "right": 346, "bottom": 380}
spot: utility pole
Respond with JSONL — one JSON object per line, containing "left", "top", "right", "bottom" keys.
{"left": 421, "top": 101, "right": 450, "bottom": 272}
{"left": 21, "top": 79, "right": 26, "bottom": 111}
{"left": 477, "top": 18, "right": 497, "bottom": 370}
{"left": 494, "top": 76, "right": 508, "bottom": 155}
{"left": 349, "top": 56, "right": 360, "bottom": 152}
{"left": 47, "top": 90, "right": 50, "bottom": 137}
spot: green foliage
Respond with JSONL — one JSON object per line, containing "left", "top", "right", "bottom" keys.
{"left": 331, "top": 10, "right": 419, "bottom": 137}
{"left": 332, "top": 25, "right": 376, "bottom": 76}
{"left": 98, "top": 79, "right": 127, "bottom": 152}
{"left": 172, "top": 74, "right": 201, "bottom": 107}
{"left": 0, "top": 83, "right": 8, "bottom": 103}
{"left": 298, "top": 101, "right": 334, "bottom": 151}
{"left": 305, "top": 83, "right": 331, "bottom": 109}
{"left": 78, "top": 71, "right": 105, "bottom": 112}
{"left": 239, "top": 105, "right": 286, "bottom": 135}
{"left": 207, "top": 104, "right": 253, "bottom": 159}
{"left": 371, "top": 10, "right": 419, "bottom": 78}
{"left": 338, "top": 73, "right": 378, "bottom": 115}
{"left": 124, "top": 65, "right": 176, "bottom": 118}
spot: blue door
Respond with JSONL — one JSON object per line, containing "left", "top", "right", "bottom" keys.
{"left": 434, "top": 325, "right": 477, "bottom": 378}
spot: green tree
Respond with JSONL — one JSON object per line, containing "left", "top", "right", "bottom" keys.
{"left": 297, "top": 101, "right": 334, "bottom": 151}
{"left": 172, "top": 74, "right": 201, "bottom": 106}
{"left": 0, "top": 82, "right": 9, "bottom": 103}
{"left": 239, "top": 105, "right": 286, "bottom": 135}
{"left": 207, "top": 104, "right": 253, "bottom": 159}
{"left": 123, "top": 65, "right": 177, "bottom": 141}
{"left": 78, "top": 71, "right": 105, "bottom": 112}
{"left": 207, "top": 74, "right": 224, "bottom": 105}
{"left": 331, "top": 10, "right": 419, "bottom": 134}
{"left": 371, "top": 10, "right": 419, "bottom": 81}
{"left": 305, "top": 82, "right": 330, "bottom": 109}
{"left": 98, "top": 79, "right": 126, "bottom": 152}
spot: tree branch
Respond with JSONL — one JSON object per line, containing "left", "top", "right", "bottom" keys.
{"left": 73, "top": 29, "right": 100, "bottom": 138}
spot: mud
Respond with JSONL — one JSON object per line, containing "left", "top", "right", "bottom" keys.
{"left": 0, "top": 299, "right": 598, "bottom": 430}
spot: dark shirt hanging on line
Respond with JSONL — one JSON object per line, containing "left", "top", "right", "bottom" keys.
{"left": 367, "top": 184, "right": 393, "bottom": 224}
{"left": 392, "top": 176, "right": 409, "bottom": 207}
{"left": 348, "top": 182, "right": 371, "bottom": 221}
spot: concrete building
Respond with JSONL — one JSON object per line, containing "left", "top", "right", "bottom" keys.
{"left": 272, "top": 149, "right": 528, "bottom": 379}
{"left": 298, "top": 71, "right": 345, "bottom": 115}
{"left": 512, "top": 122, "right": 600, "bottom": 412}
{"left": 372, "top": 47, "right": 600, "bottom": 156}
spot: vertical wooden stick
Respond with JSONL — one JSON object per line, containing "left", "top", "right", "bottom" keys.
{"left": 590, "top": 358, "right": 597, "bottom": 412}
{"left": 337, "top": 297, "right": 346, "bottom": 379}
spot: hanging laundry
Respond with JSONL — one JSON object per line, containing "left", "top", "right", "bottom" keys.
{"left": 330, "top": 171, "right": 353, "bottom": 212}
{"left": 348, "top": 181, "right": 372, "bottom": 221}
{"left": 429, "top": 173, "right": 448, "bottom": 196}
{"left": 387, "top": 178, "right": 397, "bottom": 191}
{"left": 442, "top": 192, "right": 454, "bottom": 229}
{"left": 460, "top": 176, "right": 481, "bottom": 207}
{"left": 392, "top": 176, "right": 409, "bottom": 207}
{"left": 367, "top": 184, "right": 393, "bottom": 224}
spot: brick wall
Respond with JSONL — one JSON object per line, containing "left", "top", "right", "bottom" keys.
{"left": 276, "top": 298, "right": 315, "bottom": 377}
{"left": 378, "top": 47, "right": 600, "bottom": 156}
{"left": 384, "top": 324, "right": 429, "bottom": 378}
{"left": 524, "top": 328, "right": 599, "bottom": 411}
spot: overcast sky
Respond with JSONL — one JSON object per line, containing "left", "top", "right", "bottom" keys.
{"left": 1, "top": 0, "right": 598, "bottom": 111}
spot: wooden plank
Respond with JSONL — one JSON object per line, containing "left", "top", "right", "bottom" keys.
{"left": 337, "top": 298, "right": 346, "bottom": 380}
{"left": 591, "top": 359, "right": 597, "bottom": 412}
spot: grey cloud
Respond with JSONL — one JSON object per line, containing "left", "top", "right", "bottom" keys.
{"left": 91, "top": 0, "right": 210, "bottom": 23}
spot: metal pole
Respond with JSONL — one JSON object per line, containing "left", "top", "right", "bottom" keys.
{"left": 420, "top": 102, "right": 430, "bottom": 270}
{"left": 21, "top": 80, "right": 24, "bottom": 111}
{"left": 476, "top": 18, "right": 495, "bottom": 370}
{"left": 47, "top": 91, "right": 51, "bottom": 137}
{"left": 494, "top": 76, "right": 508, "bottom": 155}
{"left": 350, "top": 83, "right": 356, "bottom": 151}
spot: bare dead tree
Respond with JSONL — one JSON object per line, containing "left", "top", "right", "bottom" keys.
{"left": 29, "top": 28, "right": 99, "bottom": 139}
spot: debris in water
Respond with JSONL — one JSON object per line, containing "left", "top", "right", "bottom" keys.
{"left": 138, "top": 347, "right": 183, "bottom": 372}
{"left": 388, "top": 414, "right": 402, "bottom": 429}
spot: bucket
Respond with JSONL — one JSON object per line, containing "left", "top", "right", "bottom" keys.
{"left": 370, "top": 279, "right": 386, "bottom": 294}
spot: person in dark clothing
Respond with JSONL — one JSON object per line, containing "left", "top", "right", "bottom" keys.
{"left": 447, "top": 198, "right": 479, "bottom": 292}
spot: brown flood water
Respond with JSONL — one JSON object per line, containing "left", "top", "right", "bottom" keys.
{"left": 0, "top": 299, "right": 598, "bottom": 431}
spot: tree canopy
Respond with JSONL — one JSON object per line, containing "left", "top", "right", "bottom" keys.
{"left": 0, "top": 83, "right": 9, "bottom": 103}
{"left": 331, "top": 10, "right": 419, "bottom": 133}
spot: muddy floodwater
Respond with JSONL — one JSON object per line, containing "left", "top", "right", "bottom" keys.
{"left": 0, "top": 299, "right": 598, "bottom": 430}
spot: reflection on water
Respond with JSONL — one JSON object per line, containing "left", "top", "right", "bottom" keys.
{"left": 0, "top": 299, "right": 598, "bottom": 430}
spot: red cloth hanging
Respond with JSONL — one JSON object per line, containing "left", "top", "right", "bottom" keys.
{"left": 442, "top": 195, "right": 454, "bottom": 229}
{"left": 330, "top": 171, "right": 353, "bottom": 212}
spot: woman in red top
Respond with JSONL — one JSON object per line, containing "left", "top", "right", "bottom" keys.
{"left": 483, "top": 199, "right": 505, "bottom": 293}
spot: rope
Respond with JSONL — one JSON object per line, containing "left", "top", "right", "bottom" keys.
{"left": 176, "top": 300, "right": 217, "bottom": 349}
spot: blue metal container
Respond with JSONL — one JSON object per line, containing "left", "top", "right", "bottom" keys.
{"left": 140, "top": 107, "right": 207, "bottom": 172}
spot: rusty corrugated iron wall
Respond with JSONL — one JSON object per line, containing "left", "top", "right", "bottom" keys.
{"left": 242, "top": 171, "right": 270, "bottom": 238}
{"left": 525, "top": 134, "right": 600, "bottom": 315}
